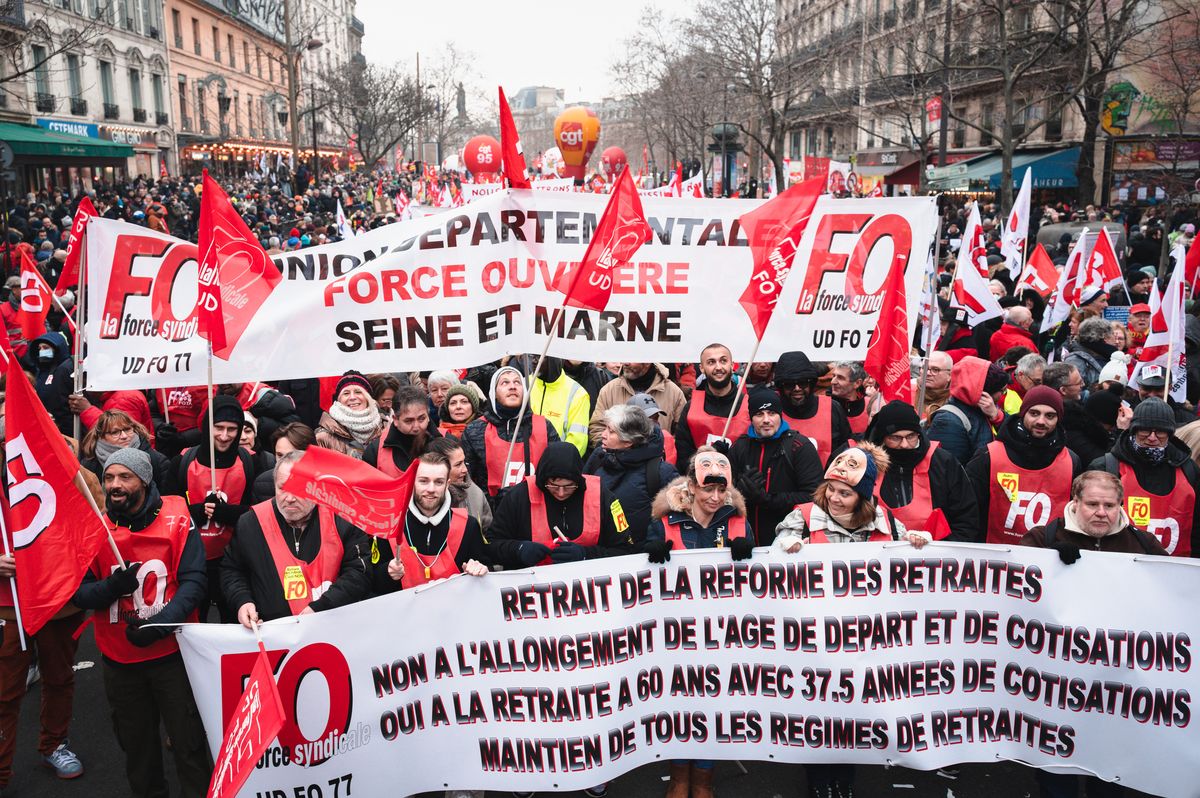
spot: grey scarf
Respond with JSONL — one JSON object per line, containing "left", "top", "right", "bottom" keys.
{"left": 94, "top": 438, "right": 125, "bottom": 467}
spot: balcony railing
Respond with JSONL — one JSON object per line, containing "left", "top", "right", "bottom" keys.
{"left": 156, "top": 111, "right": 169, "bottom": 125}
{"left": 133, "top": 107, "right": 146, "bottom": 122}
{"left": 35, "top": 92, "right": 55, "bottom": 112}
{"left": 70, "top": 97, "right": 87, "bottom": 115}
{"left": 104, "top": 102, "right": 119, "bottom": 119}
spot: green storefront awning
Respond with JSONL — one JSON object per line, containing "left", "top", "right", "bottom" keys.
{"left": 0, "top": 121, "right": 134, "bottom": 159}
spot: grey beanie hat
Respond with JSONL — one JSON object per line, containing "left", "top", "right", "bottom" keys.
{"left": 104, "top": 447, "right": 153, "bottom": 485}
{"left": 1130, "top": 397, "right": 1177, "bottom": 434}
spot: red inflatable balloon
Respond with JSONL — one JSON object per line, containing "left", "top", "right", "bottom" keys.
{"left": 600, "top": 146, "right": 627, "bottom": 177}
{"left": 463, "top": 135, "right": 502, "bottom": 176}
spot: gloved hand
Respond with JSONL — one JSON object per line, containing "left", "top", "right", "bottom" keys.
{"left": 549, "top": 542, "right": 586, "bottom": 563}
{"left": 644, "top": 539, "right": 673, "bottom": 564}
{"left": 154, "top": 422, "right": 179, "bottom": 448}
{"left": 516, "top": 542, "right": 552, "bottom": 567}
{"left": 105, "top": 562, "right": 142, "bottom": 597}
{"left": 1052, "top": 542, "right": 1082, "bottom": 565}
{"left": 710, "top": 439, "right": 731, "bottom": 456}
{"left": 737, "top": 467, "right": 768, "bottom": 503}
{"left": 730, "top": 536, "right": 755, "bottom": 562}
{"left": 124, "top": 616, "right": 165, "bottom": 648}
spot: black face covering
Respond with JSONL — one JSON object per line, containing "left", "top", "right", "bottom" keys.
{"left": 539, "top": 357, "right": 563, "bottom": 384}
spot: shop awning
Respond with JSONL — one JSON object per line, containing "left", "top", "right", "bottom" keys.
{"left": 0, "top": 121, "right": 134, "bottom": 160}
{"left": 927, "top": 147, "right": 1080, "bottom": 191}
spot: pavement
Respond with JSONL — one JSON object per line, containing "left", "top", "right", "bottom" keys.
{"left": 4, "top": 633, "right": 1157, "bottom": 798}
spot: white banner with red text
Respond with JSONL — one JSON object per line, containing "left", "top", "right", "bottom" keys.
{"left": 178, "top": 544, "right": 1199, "bottom": 797}
{"left": 83, "top": 191, "right": 936, "bottom": 389}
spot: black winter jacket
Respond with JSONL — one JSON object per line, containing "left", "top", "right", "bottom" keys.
{"left": 878, "top": 439, "right": 980, "bottom": 542}
{"left": 728, "top": 425, "right": 822, "bottom": 545}
{"left": 583, "top": 427, "right": 678, "bottom": 545}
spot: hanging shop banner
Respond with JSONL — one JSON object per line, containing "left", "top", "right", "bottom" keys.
{"left": 178, "top": 544, "right": 1198, "bottom": 797}
{"left": 84, "top": 192, "right": 936, "bottom": 390}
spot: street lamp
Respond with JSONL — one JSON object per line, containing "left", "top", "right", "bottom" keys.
{"left": 306, "top": 38, "right": 323, "bottom": 182}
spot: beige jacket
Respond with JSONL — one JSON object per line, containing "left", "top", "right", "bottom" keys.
{"left": 588, "top": 364, "right": 687, "bottom": 443}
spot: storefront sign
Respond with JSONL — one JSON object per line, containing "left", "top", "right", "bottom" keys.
{"left": 36, "top": 118, "right": 99, "bottom": 138}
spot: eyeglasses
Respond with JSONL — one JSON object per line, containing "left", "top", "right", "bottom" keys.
{"left": 104, "top": 427, "right": 135, "bottom": 438}
{"left": 544, "top": 481, "right": 578, "bottom": 493}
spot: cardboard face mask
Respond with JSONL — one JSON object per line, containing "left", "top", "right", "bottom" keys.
{"left": 694, "top": 452, "right": 732, "bottom": 486}
{"left": 825, "top": 449, "right": 867, "bottom": 487}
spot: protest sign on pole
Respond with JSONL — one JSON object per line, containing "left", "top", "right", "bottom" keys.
{"left": 85, "top": 193, "right": 938, "bottom": 390}
{"left": 180, "top": 545, "right": 1200, "bottom": 798}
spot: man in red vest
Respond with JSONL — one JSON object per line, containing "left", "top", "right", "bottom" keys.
{"left": 375, "top": 452, "right": 490, "bottom": 591}
{"left": 70, "top": 447, "right": 212, "bottom": 798}
{"left": 1091, "top": 397, "right": 1200, "bottom": 558}
{"left": 169, "top": 394, "right": 261, "bottom": 622}
{"left": 461, "top": 365, "right": 559, "bottom": 505}
{"left": 363, "top": 385, "right": 440, "bottom": 477}
{"left": 674, "top": 343, "right": 749, "bottom": 469}
{"left": 489, "top": 442, "right": 634, "bottom": 568}
{"left": 773, "top": 351, "right": 851, "bottom": 467}
{"left": 966, "top": 386, "right": 1082, "bottom": 545}
{"left": 829, "top": 361, "right": 870, "bottom": 435}
{"left": 221, "top": 451, "right": 374, "bottom": 626}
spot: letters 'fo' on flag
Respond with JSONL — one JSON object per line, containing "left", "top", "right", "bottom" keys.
{"left": 498, "top": 87, "right": 531, "bottom": 190}
{"left": 1016, "top": 243, "right": 1058, "bottom": 297}
{"left": 281, "top": 445, "right": 416, "bottom": 537}
{"left": 556, "top": 167, "right": 651, "bottom": 312}
{"left": 206, "top": 643, "right": 286, "bottom": 798}
{"left": 198, "top": 170, "right": 283, "bottom": 359}
{"left": 3, "top": 353, "right": 107, "bottom": 636}
{"left": 735, "top": 177, "right": 824, "bottom": 339}
{"left": 56, "top": 196, "right": 97, "bottom": 295}
{"left": 863, "top": 255, "right": 913, "bottom": 404}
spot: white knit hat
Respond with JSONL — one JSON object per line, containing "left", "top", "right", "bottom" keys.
{"left": 1098, "top": 351, "right": 1131, "bottom": 386}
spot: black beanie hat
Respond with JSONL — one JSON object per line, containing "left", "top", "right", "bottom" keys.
{"left": 209, "top": 394, "right": 244, "bottom": 429}
{"left": 747, "top": 386, "right": 782, "bottom": 416}
{"left": 1084, "top": 389, "right": 1122, "bottom": 428}
{"left": 866, "top": 400, "right": 922, "bottom": 444}
{"left": 333, "top": 370, "right": 372, "bottom": 404}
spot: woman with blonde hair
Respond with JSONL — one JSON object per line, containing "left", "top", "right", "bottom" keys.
{"left": 80, "top": 410, "right": 171, "bottom": 495}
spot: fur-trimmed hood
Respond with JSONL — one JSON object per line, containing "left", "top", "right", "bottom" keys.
{"left": 651, "top": 476, "right": 747, "bottom": 521}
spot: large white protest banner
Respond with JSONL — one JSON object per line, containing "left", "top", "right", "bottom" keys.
{"left": 179, "top": 545, "right": 1199, "bottom": 797}
{"left": 84, "top": 191, "right": 936, "bottom": 390}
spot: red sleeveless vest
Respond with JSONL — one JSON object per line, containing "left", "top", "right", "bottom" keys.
{"left": 1118, "top": 461, "right": 1194, "bottom": 557}
{"left": 396, "top": 508, "right": 470, "bottom": 587}
{"left": 875, "top": 442, "right": 940, "bottom": 535}
{"left": 483, "top": 417, "right": 549, "bottom": 495}
{"left": 661, "top": 514, "right": 747, "bottom": 550}
{"left": 985, "top": 442, "right": 1072, "bottom": 545}
{"left": 186, "top": 451, "right": 248, "bottom": 560}
{"left": 784, "top": 395, "right": 833, "bottom": 466}
{"left": 685, "top": 391, "right": 749, "bottom": 448}
{"left": 253, "top": 501, "right": 343, "bottom": 615}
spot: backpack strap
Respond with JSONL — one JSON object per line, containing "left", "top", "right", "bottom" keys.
{"left": 933, "top": 403, "right": 972, "bottom": 432}
{"left": 645, "top": 458, "right": 663, "bottom": 498}
{"left": 1102, "top": 453, "right": 1119, "bottom": 475}
{"left": 1043, "top": 518, "right": 1061, "bottom": 548}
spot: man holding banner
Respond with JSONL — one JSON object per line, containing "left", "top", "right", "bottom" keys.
{"left": 71, "top": 447, "right": 212, "bottom": 798}
{"left": 220, "top": 451, "right": 374, "bottom": 626}
{"left": 674, "top": 344, "right": 749, "bottom": 469}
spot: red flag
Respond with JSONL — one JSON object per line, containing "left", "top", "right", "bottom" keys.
{"left": 207, "top": 643, "right": 286, "bottom": 798}
{"left": 556, "top": 168, "right": 651, "bottom": 312}
{"left": 281, "top": 446, "right": 415, "bottom": 537}
{"left": 498, "top": 87, "right": 531, "bottom": 190}
{"left": 56, "top": 196, "right": 96, "bottom": 295}
{"left": 1186, "top": 237, "right": 1200, "bottom": 296}
{"left": 1085, "top": 228, "right": 1122, "bottom": 291}
{"left": 863, "top": 256, "right": 913, "bottom": 404}
{"left": 925, "top": 508, "right": 951, "bottom": 540}
{"left": 735, "top": 177, "right": 824, "bottom": 338}
{"left": 198, "top": 170, "right": 282, "bottom": 359}
{"left": 1016, "top": 243, "right": 1058, "bottom": 297}
{"left": 18, "top": 252, "right": 50, "bottom": 343}
{"left": 3, "top": 354, "right": 107, "bottom": 635}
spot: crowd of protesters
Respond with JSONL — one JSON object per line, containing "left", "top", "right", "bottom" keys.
{"left": 0, "top": 168, "right": 1197, "bottom": 798}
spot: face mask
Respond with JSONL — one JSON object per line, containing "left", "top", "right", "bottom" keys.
{"left": 37, "top": 349, "right": 53, "bottom": 362}
{"left": 1132, "top": 440, "right": 1168, "bottom": 463}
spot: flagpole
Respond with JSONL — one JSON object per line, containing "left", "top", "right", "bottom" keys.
{"left": 719, "top": 338, "right": 760, "bottom": 441}
{"left": 206, "top": 341, "right": 218, "bottom": 495}
{"left": 500, "top": 307, "right": 563, "bottom": 485}
{"left": 917, "top": 231, "right": 945, "bottom": 419}
{"left": 0, "top": 500, "right": 28, "bottom": 652}
{"left": 73, "top": 471, "right": 125, "bottom": 568}
{"left": 72, "top": 230, "right": 87, "bottom": 442}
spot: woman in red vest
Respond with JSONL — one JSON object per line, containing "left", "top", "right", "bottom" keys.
{"left": 643, "top": 445, "right": 752, "bottom": 798}
{"left": 773, "top": 442, "right": 929, "bottom": 798}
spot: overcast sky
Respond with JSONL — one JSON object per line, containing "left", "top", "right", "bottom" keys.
{"left": 356, "top": 0, "right": 689, "bottom": 104}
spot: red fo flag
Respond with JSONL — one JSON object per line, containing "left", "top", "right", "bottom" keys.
{"left": 207, "top": 643, "right": 286, "bottom": 798}
{"left": 1016, "top": 243, "right": 1058, "bottom": 296}
{"left": 1085, "top": 228, "right": 1123, "bottom": 291}
{"left": 198, "top": 171, "right": 282, "bottom": 359}
{"left": 3, "top": 354, "right": 107, "bottom": 635}
{"left": 281, "top": 446, "right": 415, "bottom": 537}
{"left": 863, "top": 255, "right": 913, "bottom": 404}
{"left": 556, "top": 168, "right": 651, "bottom": 311}
{"left": 56, "top": 196, "right": 96, "bottom": 295}
{"left": 18, "top": 252, "right": 51, "bottom": 343}
{"left": 498, "top": 87, "right": 531, "bottom": 190}
{"left": 735, "top": 177, "right": 823, "bottom": 338}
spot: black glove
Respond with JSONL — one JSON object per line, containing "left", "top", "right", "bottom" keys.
{"left": 710, "top": 439, "right": 731, "bottom": 456}
{"left": 730, "top": 536, "right": 755, "bottom": 562}
{"left": 124, "top": 615, "right": 166, "bottom": 648}
{"left": 516, "top": 542, "right": 552, "bottom": 567}
{"left": 154, "top": 423, "right": 181, "bottom": 456}
{"left": 105, "top": 562, "right": 142, "bottom": 597}
{"left": 644, "top": 539, "right": 673, "bottom": 564}
{"left": 549, "top": 542, "right": 587, "bottom": 563}
{"left": 737, "top": 467, "right": 768, "bottom": 503}
{"left": 1052, "top": 542, "right": 1082, "bottom": 565}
